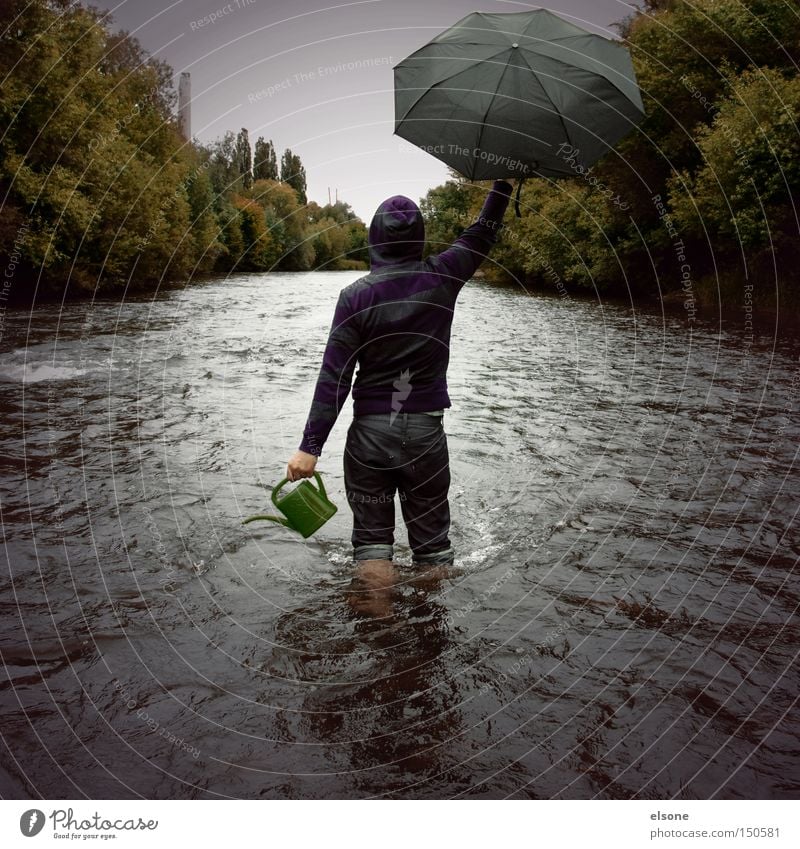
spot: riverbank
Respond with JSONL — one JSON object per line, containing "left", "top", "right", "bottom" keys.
{"left": 478, "top": 267, "right": 800, "bottom": 336}
{"left": 0, "top": 264, "right": 369, "bottom": 309}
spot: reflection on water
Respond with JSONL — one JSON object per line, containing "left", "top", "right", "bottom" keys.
{"left": 0, "top": 272, "right": 798, "bottom": 798}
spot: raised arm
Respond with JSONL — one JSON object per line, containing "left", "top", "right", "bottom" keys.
{"left": 428, "top": 179, "right": 513, "bottom": 287}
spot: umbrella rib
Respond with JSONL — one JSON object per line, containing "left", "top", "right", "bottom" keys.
{"left": 519, "top": 10, "right": 608, "bottom": 47}
{"left": 473, "top": 49, "right": 516, "bottom": 179}
{"left": 395, "top": 46, "right": 512, "bottom": 126}
{"left": 516, "top": 49, "right": 576, "bottom": 156}
{"left": 518, "top": 47, "right": 643, "bottom": 112}
{"left": 403, "top": 37, "right": 512, "bottom": 63}
{"left": 522, "top": 33, "right": 610, "bottom": 46}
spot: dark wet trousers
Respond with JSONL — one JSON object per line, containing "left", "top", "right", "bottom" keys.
{"left": 343, "top": 411, "right": 454, "bottom": 565}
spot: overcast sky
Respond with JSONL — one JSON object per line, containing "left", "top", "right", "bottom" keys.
{"left": 89, "top": 0, "right": 637, "bottom": 221}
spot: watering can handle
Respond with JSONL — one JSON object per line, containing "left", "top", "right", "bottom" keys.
{"left": 311, "top": 471, "right": 328, "bottom": 499}
{"left": 270, "top": 471, "right": 327, "bottom": 506}
{"left": 271, "top": 477, "right": 290, "bottom": 507}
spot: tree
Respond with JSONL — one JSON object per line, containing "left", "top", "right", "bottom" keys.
{"left": 207, "top": 131, "right": 238, "bottom": 197}
{"left": 186, "top": 162, "right": 224, "bottom": 272}
{"left": 0, "top": 2, "right": 394, "bottom": 295}
{"left": 309, "top": 217, "right": 346, "bottom": 268}
{"left": 214, "top": 197, "right": 245, "bottom": 270}
{"left": 0, "top": 0, "right": 198, "bottom": 296}
{"left": 420, "top": 180, "right": 474, "bottom": 256}
{"left": 256, "top": 179, "right": 314, "bottom": 269}
{"left": 316, "top": 200, "right": 358, "bottom": 224}
{"left": 253, "top": 137, "right": 278, "bottom": 181}
{"left": 235, "top": 128, "right": 252, "bottom": 190}
{"left": 231, "top": 195, "right": 274, "bottom": 271}
{"left": 305, "top": 199, "right": 368, "bottom": 267}
{"left": 669, "top": 68, "right": 800, "bottom": 249}
{"left": 280, "top": 147, "right": 307, "bottom": 205}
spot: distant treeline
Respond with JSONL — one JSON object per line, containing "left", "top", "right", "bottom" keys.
{"left": 3, "top": 0, "right": 798, "bottom": 311}
{"left": 421, "top": 0, "right": 800, "bottom": 312}
{"left": 0, "top": 0, "right": 368, "bottom": 303}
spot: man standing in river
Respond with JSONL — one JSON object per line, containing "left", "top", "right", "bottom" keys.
{"left": 285, "top": 178, "right": 513, "bottom": 575}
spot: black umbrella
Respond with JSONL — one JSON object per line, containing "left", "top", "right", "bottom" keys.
{"left": 394, "top": 10, "right": 645, "bottom": 214}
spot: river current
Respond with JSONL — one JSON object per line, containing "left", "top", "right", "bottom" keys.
{"left": 1, "top": 271, "right": 798, "bottom": 798}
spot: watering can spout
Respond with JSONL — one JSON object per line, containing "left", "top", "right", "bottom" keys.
{"left": 241, "top": 472, "right": 337, "bottom": 538}
{"left": 241, "top": 514, "right": 290, "bottom": 527}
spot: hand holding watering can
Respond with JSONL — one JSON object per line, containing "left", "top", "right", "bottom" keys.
{"left": 242, "top": 472, "right": 337, "bottom": 538}
{"left": 285, "top": 449, "right": 317, "bottom": 482}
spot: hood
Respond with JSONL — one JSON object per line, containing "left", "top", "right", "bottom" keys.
{"left": 368, "top": 195, "right": 425, "bottom": 269}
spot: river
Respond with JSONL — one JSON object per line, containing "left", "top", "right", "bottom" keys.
{"left": 1, "top": 271, "right": 798, "bottom": 799}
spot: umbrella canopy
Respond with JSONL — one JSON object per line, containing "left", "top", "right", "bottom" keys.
{"left": 394, "top": 10, "right": 645, "bottom": 183}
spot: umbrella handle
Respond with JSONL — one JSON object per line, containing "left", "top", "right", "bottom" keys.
{"left": 514, "top": 176, "right": 526, "bottom": 218}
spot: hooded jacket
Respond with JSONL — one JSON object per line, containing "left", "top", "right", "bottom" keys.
{"left": 299, "top": 180, "right": 512, "bottom": 457}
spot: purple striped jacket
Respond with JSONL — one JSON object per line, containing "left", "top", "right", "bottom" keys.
{"left": 299, "top": 180, "right": 513, "bottom": 456}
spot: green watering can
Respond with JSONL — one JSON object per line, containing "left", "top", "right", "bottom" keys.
{"left": 242, "top": 472, "right": 337, "bottom": 538}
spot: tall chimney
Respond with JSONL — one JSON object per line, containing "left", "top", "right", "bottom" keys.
{"left": 178, "top": 72, "right": 191, "bottom": 141}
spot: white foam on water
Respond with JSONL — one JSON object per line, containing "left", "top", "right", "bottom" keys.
{"left": 0, "top": 362, "right": 89, "bottom": 383}
{"left": 458, "top": 541, "right": 505, "bottom": 570}
{"left": 454, "top": 513, "right": 506, "bottom": 569}
{"left": 325, "top": 548, "right": 351, "bottom": 568}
